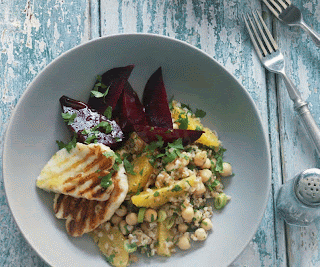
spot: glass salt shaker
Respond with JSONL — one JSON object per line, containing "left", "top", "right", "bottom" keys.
{"left": 276, "top": 168, "right": 320, "bottom": 226}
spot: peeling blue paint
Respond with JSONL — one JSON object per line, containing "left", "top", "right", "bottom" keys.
{"left": 1, "top": 0, "right": 320, "bottom": 266}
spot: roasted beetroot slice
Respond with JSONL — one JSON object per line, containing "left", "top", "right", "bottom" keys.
{"left": 134, "top": 125, "right": 203, "bottom": 146}
{"left": 88, "top": 65, "right": 134, "bottom": 115}
{"left": 142, "top": 67, "right": 173, "bottom": 129}
{"left": 119, "top": 83, "right": 148, "bottom": 133}
{"left": 60, "top": 95, "right": 124, "bottom": 149}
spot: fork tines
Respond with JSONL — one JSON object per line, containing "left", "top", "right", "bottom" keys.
{"left": 243, "top": 11, "right": 278, "bottom": 59}
{"left": 262, "top": 0, "right": 292, "bottom": 17}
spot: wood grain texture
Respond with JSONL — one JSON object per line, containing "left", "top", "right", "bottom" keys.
{"left": 1, "top": 0, "right": 319, "bottom": 266}
{"left": 272, "top": 0, "right": 320, "bottom": 266}
{"left": 0, "top": 0, "right": 90, "bottom": 266}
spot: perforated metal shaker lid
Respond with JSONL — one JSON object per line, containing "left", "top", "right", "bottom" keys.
{"left": 294, "top": 168, "right": 320, "bottom": 206}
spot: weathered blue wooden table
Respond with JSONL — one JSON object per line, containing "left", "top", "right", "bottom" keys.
{"left": 1, "top": 0, "right": 320, "bottom": 266}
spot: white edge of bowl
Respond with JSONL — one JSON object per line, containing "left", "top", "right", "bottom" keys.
{"left": 2, "top": 32, "right": 272, "bottom": 267}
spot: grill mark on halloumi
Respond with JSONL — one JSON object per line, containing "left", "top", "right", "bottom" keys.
{"left": 36, "top": 143, "right": 116, "bottom": 201}
{"left": 53, "top": 165, "right": 128, "bottom": 237}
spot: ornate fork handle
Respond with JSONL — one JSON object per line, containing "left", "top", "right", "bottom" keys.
{"left": 281, "top": 72, "right": 320, "bottom": 154}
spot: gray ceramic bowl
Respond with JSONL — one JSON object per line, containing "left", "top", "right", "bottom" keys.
{"left": 3, "top": 34, "right": 271, "bottom": 267}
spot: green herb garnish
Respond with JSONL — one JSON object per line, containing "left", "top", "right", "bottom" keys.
{"left": 91, "top": 75, "right": 109, "bottom": 98}
{"left": 171, "top": 185, "right": 182, "bottom": 192}
{"left": 207, "top": 179, "right": 221, "bottom": 191}
{"left": 213, "top": 147, "right": 226, "bottom": 173}
{"left": 104, "top": 106, "right": 112, "bottom": 119}
{"left": 123, "top": 158, "right": 136, "bottom": 175}
{"left": 195, "top": 108, "right": 206, "bottom": 118}
{"left": 84, "top": 134, "right": 97, "bottom": 144}
{"left": 100, "top": 172, "right": 113, "bottom": 188}
{"left": 177, "top": 114, "right": 188, "bottom": 130}
{"left": 105, "top": 254, "right": 115, "bottom": 264}
{"left": 61, "top": 112, "right": 77, "bottom": 125}
{"left": 56, "top": 134, "right": 77, "bottom": 152}
{"left": 168, "top": 138, "right": 184, "bottom": 150}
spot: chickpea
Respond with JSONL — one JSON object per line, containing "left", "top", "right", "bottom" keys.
{"left": 201, "top": 158, "right": 211, "bottom": 169}
{"left": 201, "top": 218, "right": 213, "bottom": 231}
{"left": 119, "top": 220, "right": 129, "bottom": 235}
{"left": 177, "top": 234, "right": 191, "bottom": 250}
{"left": 193, "top": 151, "right": 207, "bottom": 167}
{"left": 144, "top": 209, "right": 157, "bottom": 223}
{"left": 178, "top": 223, "right": 188, "bottom": 233}
{"left": 126, "top": 213, "right": 138, "bottom": 226}
{"left": 193, "top": 210, "right": 203, "bottom": 222}
{"left": 195, "top": 228, "right": 207, "bottom": 241}
{"left": 180, "top": 157, "right": 190, "bottom": 168}
{"left": 111, "top": 214, "right": 122, "bottom": 225}
{"left": 165, "top": 161, "right": 176, "bottom": 172}
{"left": 115, "top": 205, "right": 127, "bottom": 217}
{"left": 181, "top": 206, "right": 194, "bottom": 222}
{"left": 194, "top": 182, "right": 206, "bottom": 196}
{"left": 221, "top": 162, "right": 232, "bottom": 177}
{"left": 199, "top": 169, "right": 212, "bottom": 183}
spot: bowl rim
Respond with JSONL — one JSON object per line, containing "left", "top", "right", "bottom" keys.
{"left": 2, "top": 32, "right": 271, "bottom": 267}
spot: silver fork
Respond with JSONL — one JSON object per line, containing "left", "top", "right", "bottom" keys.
{"left": 244, "top": 11, "right": 320, "bottom": 155}
{"left": 262, "top": 0, "right": 320, "bottom": 47}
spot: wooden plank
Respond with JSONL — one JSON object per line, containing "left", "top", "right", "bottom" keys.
{"left": 231, "top": 9, "right": 287, "bottom": 267}
{"left": 0, "top": 0, "right": 91, "bottom": 265}
{"left": 272, "top": 0, "right": 320, "bottom": 266}
{"left": 101, "top": 1, "right": 283, "bottom": 266}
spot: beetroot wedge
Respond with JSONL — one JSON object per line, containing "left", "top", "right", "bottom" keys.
{"left": 134, "top": 125, "right": 203, "bottom": 146}
{"left": 60, "top": 96, "right": 124, "bottom": 149}
{"left": 88, "top": 65, "right": 134, "bottom": 115}
{"left": 119, "top": 83, "right": 148, "bottom": 133}
{"left": 142, "top": 67, "right": 173, "bottom": 128}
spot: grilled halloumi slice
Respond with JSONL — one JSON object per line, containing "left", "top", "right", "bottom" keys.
{"left": 53, "top": 164, "right": 128, "bottom": 237}
{"left": 36, "top": 143, "right": 116, "bottom": 201}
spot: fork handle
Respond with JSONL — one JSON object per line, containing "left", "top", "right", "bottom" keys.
{"left": 295, "top": 102, "right": 320, "bottom": 156}
{"left": 299, "top": 20, "right": 320, "bottom": 48}
{"left": 281, "top": 73, "right": 320, "bottom": 155}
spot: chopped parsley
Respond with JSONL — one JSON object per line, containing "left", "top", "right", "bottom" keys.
{"left": 168, "top": 138, "right": 184, "bottom": 150}
{"left": 104, "top": 106, "right": 112, "bottom": 119}
{"left": 153, "top": 191, "right": 160, "bottom": 197}
{"left": 213, "top": 147, "right": 226, "bottom": 173}
{"left": 180, "top": 102, "right": 192, "bottom": 111}
{"left": 94, "top": 121, "right": 113, "bottom": 133}
{"left": 171, "top": 185, "right": 182, "bottom": 192}
{"left": 144, "top": 135, "right": 164, "bottom": 153}
{"left": 105, "top": 254, "right": 115, "bottom": 264}
{"left": 123, "top": 158, "right": 136, "bottom": 175}
{"left": 91, "top": 75, "right": 109, "bottom": 98}
{"left": 207, "top": 179, "right": 221, "bottom": 191}
{"left": 194, "top": 108, "right": 206, "bottom": 118}
{"left": 161, "top": 138, "right": 185, "bottom": 165}
{"left": 177, "top": 114, "right": 188, "bottom": 129}
{"left": 100, "top": 172, "right": 113, "bottom": 188}
{"left": 56, "top": 134, "right": 77, "bottom": 152}
{"left": 61, "top": 112, "right": 76, "bottom": 125}
{"left": 84, "top": 134, "right": 97, "bottom": 144}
